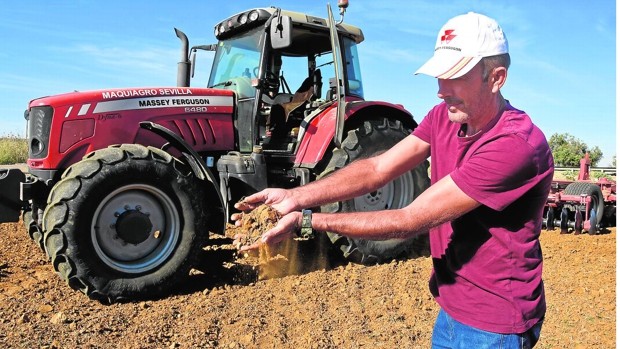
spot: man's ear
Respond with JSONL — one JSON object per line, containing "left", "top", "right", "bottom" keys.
{"left": 490, "top": 67, "right": 507, "bottom": 93}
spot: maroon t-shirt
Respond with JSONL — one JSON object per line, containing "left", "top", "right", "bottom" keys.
{"left": 412, "top": 101, "right": 553, "bottom": 334}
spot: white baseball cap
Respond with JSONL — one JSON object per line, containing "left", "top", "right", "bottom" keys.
{"left": 415, "top": 12, "right": 508, "bottom": 79}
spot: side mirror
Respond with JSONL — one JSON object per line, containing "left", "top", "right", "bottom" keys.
{"left": 270, "top": 15, "right": 292, "bottom": 49}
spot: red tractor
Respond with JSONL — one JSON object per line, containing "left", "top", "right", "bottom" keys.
{"left": 0, "top": 2, "right": 429, "bottom": 302}
{"left": 543, "top": 153, "right": 616, "bottom": 234}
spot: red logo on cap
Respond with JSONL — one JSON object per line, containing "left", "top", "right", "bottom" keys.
{"left": 441, "top": 30, "right": 457, "bottom": 45}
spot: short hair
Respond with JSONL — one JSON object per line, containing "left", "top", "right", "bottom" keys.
{"left": 481, "top": 53, "right": 511, "bottom": 82}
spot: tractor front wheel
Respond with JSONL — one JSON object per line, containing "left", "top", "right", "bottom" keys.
{"left": 42, "top": 144, "right": 211, "bottom": 303}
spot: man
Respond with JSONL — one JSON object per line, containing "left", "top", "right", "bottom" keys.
{"left": 234, "top": 12, "right": 553, "bottom": 348}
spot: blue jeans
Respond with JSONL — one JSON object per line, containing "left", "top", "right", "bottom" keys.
{"left": 431, "top": 309, "right": 543, "bottom": 349}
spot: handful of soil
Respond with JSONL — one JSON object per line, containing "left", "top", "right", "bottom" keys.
{"left": 225, "top": 204, "right": 281, "bottom": 247}
{"left": 224, "top": 203, "right": 330, "bottom": 280}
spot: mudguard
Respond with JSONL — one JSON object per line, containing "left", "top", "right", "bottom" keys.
{"left": 295, "top": 100, "right": 417, "bottom": 167}
{"left": 139, "top": 121, "right": 226, "bottom": 233}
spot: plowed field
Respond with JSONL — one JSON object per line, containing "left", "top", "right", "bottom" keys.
{"left": 0, "top": 220, "right": 615, "bottom": 348}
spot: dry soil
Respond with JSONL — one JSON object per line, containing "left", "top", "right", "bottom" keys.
{"left": 0, "top": 219, "right": 615, "bottom": 348}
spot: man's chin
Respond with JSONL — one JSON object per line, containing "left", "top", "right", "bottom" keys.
{"left": 448, "top": 111, "right": 467, "bottom": 124}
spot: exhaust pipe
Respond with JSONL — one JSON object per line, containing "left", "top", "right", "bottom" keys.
{"left": 175, "top": 28, "right": 191, "bottom": 87}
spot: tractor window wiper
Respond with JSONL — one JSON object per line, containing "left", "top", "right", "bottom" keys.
{"left": 210, "top": 80, "right": 234, "bottom": 88}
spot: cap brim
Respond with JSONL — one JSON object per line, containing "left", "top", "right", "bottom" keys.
{"left": 415, "top": 53, "right": 482, "bottom": 79}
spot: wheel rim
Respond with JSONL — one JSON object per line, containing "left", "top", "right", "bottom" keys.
{"left": 352, "top": 172, "right": 415, "bottom": 249}
{"left": 92, "top": 184, "right": 180, "bottom": 273}
{"left": 353, "top": 171, "right": 414, "bottom": 211}
{"left": 588, "top": 194, "right": 600, "bottom": 234}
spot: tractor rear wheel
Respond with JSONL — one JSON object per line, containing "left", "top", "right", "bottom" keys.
{"left": 317, "top": 118, "right": 430, "bottom": 264}
{"left": 42, "top": 144, "right": 211, "bottom": 303}
{"left": 563, "top": 182, "right": 604, "bottom": 234}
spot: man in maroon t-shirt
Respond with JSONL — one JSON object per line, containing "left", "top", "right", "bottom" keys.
{"left": 234, "top": 12, "right": 553, "bottom": 348}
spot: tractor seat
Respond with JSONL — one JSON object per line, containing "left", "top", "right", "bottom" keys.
{"left": 263, "top": 69, "right": 322, "bottom": 147}
{"left": 281, "top": 69, "right": 322, "bottom": 118}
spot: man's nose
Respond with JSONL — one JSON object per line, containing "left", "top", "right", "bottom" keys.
{"left": 437, "top": 79, "right": 451, "bottom": 99}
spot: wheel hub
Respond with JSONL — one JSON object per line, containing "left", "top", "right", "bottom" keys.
{"left": 353, "top": 172, "right": 415, "bottom": 212}
{"left": 355, "top": 189, "right": 389, "bottom": 211}
{"left": 115, "top": 210, "right": 153, "bottom": 245}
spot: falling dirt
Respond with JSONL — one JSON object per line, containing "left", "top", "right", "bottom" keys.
{"left": 225, "top": 204, "right": 332, "bottom": 280}
{"left": 0, "top": 218, "right": 615, "bottom": 348}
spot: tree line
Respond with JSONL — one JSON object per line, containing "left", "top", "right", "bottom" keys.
{"left": 548, "top": 132, "right": 613, "bottom": 167}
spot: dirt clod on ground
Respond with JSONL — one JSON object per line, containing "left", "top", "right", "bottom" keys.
{"left": 0, "top": 218, "right": 615, "bottom": 348}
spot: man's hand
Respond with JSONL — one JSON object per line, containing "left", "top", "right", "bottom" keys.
{"left": 231, "top": 188, "right": 298, "bottom": 224}
{"left": 238, "top": 211, "right": 302, "bottom": 252}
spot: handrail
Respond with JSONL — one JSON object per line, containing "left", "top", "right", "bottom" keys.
{"left": 555, "top": 167, "right": 616, "bottom": 175}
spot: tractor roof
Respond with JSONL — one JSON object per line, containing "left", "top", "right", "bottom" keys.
{"left": 214, "top": 7, "right": 364, "bottom": 46}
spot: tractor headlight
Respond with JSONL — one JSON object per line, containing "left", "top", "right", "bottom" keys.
{"left": 248, "top": 11, "right": 259, "bottom": 22}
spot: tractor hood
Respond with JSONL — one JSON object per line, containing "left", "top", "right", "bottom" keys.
{"left": 29, "top": 87, "right": 234, "bottom": 111}
{"left": 26, "top": 87, "right": 236, "bottom": 171}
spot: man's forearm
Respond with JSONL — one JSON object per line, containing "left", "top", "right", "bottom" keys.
{"left": 310, "top": 209, "right": 428, "bottom": 240}
{"left": 289, "top": 157, "right": 388, "bottom": 209}
{"left": 287, "top": 134, "right": 430, "bottom": 211}
{"left": 306, "top": 174, "right": 480, "bottom": 241}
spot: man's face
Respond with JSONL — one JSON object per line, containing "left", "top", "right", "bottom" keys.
{"left": 436, "top": 62, "right": 495, "bottom": 126}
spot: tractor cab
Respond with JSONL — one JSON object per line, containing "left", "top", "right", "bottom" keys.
{"left": 200, "top": 7, "right": 365, "bottom": 153}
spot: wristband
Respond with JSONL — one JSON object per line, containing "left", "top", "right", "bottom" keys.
{"left": 298, "top": 209, "right": 314, "bottom": 239}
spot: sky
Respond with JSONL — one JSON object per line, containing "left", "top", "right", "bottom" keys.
{"left": 0, "top": 1, "right": 616, "bottom": 166}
